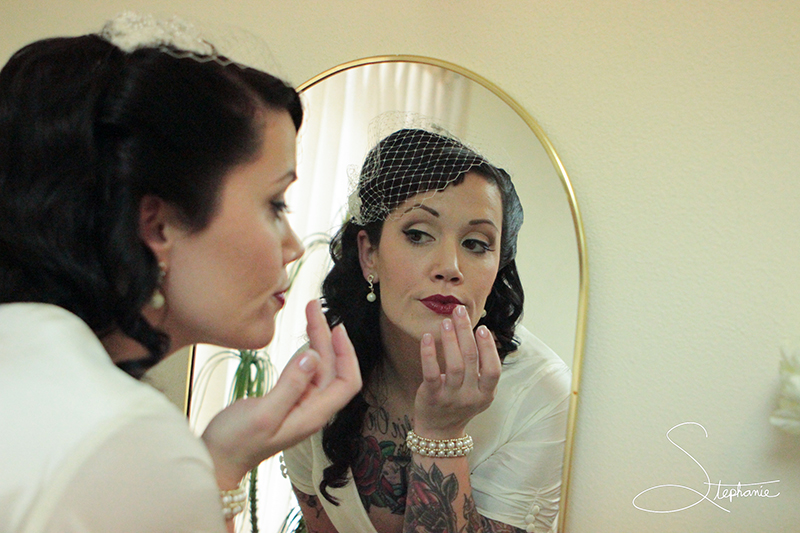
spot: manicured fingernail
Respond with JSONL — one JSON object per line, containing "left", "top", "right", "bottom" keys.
{"left": 455, "top": 305, "right": 466, "bottom": 317}
{"left": 422, "top": 333, "right": 433, "bottom": 346}
{"left": 299, "top": 351, "right": 319, "bottom": 372}
{"left": 477, "top": 325, "right": 490, "bottom": 338}
{"left": 442, "top": 318, "right": 453, "bottom": 331}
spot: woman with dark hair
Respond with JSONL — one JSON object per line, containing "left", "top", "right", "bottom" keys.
{"left": 284, "top": 128, "right": 571, "bottom": 532}
{"left": 0, "top": 13, "right": 361, "bottom": 533}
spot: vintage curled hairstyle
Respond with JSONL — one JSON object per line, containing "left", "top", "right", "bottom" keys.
{"left": 318, "top": 128, "right": 524, "bottom": 501}
{"left": 0, "top": 28, "right": 302, "bottom": 377}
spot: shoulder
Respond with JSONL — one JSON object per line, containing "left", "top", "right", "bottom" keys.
{"left": 0, "top": 303, "right": 178, "bottom": 430}
{"left": 467, "top": 326, "right": 571, "bottom": 443}
{"left": 500, "top": 325, "right": 572, "bottom": 391}
{"left": 41, "top": 409, "right": 222, "bottom": 532}
{"left": 1, "top": 303, "right": 218, "bottom": 531}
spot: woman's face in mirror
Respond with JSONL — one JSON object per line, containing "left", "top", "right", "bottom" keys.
{"left": 157, "top": 109, "right": 303, "bottom": 350}
{"left": 359, "top": 172, "right": 503, "bottom": 346}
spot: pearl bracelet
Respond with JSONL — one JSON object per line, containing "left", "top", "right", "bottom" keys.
{"left": 220, "top": 483, "right": 246, "bottom": 520}
{"left": 405, "top": 429, "right": 474, "bottom": 458}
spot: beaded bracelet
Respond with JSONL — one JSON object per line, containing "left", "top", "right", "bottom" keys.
{"left": 220, "top": 483, "right": 247, "bottom": 520}
{"left": 406, "top": 429, "right": 474, "bottom": 458}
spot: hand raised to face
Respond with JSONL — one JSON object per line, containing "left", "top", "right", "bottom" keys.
{"left": 200, "top": 299, "right": 362, "bottom": 489}
{"left": 412, "top": 305, "right": 501, "bottom": 440}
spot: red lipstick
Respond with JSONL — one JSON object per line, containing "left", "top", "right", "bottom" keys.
{"left": 420, "top": 295, "right": 463, "bottom": 315}
{"left": 274, "top": 291, "right": 286, "bottom": 309}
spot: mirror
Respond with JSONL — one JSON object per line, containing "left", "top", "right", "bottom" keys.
{"left": 174, "top": 56, "right": 587, "bottom": 533}
{"left": 292, "top": 56, "right": 588, "bottom": 533}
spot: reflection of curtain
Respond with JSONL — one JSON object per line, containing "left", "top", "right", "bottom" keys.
{"left": 218, "top": 63, "right": 470, "bottom": 533}
{"left": 290, "top": 62, "right": 472, "bottom": 242}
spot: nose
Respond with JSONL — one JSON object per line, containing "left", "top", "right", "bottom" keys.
{"left": 432, "top": 240, "right": 462, "bottom": 283}
{"left": 283, "top": 223, "right": 305, "bottom": 265}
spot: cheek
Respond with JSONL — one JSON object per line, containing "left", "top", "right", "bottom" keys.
{"left": 378, "top": 253, "right": 418, "bottom": 296}
{"left": 232, "top": 224, "right": 285, "bottom": 289}
{"left": 473, "top": 263, "right": 500, "bottom": 302}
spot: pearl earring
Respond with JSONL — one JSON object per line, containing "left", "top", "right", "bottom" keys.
{"left": 366, "top": 274, "right": 377, "bottom": 302}
{"left": 150, "top": 262, "right": 167, "bottom": 309}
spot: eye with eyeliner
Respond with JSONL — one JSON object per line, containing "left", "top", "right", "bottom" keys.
{"left": 402, "top": 228, "right": 432, "bottom": 245}
{"left": 270, "top": 198, "right": 290, "bottom": 215}
{"left": 463, "top": 237, "right": 494, "bottom": 254}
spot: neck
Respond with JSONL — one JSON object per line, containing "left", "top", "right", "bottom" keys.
{"left": 377, "top": 312, "right": 425, "bottom": 405}
{"left": 102, "top": 330, "right": 150, "bottom": 364}
{"left": 103, "top": 306, "right": 177, "bottom": 364}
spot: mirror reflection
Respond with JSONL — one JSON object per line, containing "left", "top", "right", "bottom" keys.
{"left": 183, "top": 57, "right": 586, "bottom": 533}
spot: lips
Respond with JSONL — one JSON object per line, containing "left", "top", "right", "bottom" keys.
{"left": 420, "top": 295, "right": 463, "bottom": 315}
{"left": 274, "top": 290, "right": 286, "bottom": 309}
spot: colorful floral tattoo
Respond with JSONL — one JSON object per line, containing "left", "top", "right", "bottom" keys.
{"left": 353, "top": 406, "right": 526, "bottom": 533}
{"left": 403, "top": 461, "right": 526, "bottom": 533}
{"left": 353, "top": 434, "right": 411, "bottom": 514}
{"left": 404, "top": 462, "right": 460, "bottom": 532}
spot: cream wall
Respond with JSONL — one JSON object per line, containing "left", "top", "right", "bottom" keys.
{"left": 4, "top": 1, "right": 799, "bottom": 531}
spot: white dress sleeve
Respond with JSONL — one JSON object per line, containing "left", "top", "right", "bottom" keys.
{"left": 41, "top": 408, "right": 226, "bottom": 533}
{"left": 468, "top": 327, "right": 572, "bottom": 533}
{"left": 282, "top": 433, "right": 317, "bottom": 495}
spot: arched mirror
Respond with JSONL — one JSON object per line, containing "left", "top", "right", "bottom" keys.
{"left": 292, "top": 56, "right": 587, "bottom": 532}
{"left": 158, "top": 55, "right": 587, "bottom": 533}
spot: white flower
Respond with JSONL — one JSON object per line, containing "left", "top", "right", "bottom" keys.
{"left": 100, "top": 12, "right": 215, "bottom": 57}
{"left": 770, "top": 339, "right": 800, "bottom": 435}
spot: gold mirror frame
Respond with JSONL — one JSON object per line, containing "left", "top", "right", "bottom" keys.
{"left": 298, "top": 55, "right": 588, "bottom": 532}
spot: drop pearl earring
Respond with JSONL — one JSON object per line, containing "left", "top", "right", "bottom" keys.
{"left": 150, "top": 262, "right": 167, "bottom": 309}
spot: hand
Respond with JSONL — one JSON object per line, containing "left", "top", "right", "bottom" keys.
{"left": 201, "top": 299, "right": 362, "bottom": 489}
{"left": 413, "top": 305, "right": 501, "bottom": 440}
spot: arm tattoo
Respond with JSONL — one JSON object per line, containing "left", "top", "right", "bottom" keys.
{"left": 463, "top": 495, "right": 526, "bottom": 533}
{"left": 404, "top": 461, "right": 459, "bottom": 532}
{"left": 402, "top": 460, "right": 526, "bottom": 533}
{"left": 359, "top": 407, "right": 525, "bottom": 532}
{"left": 295, "top": 491, "right": 324, "bottom": 521}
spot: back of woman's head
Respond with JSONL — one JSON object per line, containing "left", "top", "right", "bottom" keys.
{"left": 0, "top": 30, "right": 302, "bottom": 376}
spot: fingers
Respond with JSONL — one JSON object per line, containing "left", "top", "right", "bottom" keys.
{"left": 202, "top": 319, "right": 363, "bottom": 471}
{"left": 437, "top": 305, "right": 498, "bottom": 394}
{"left": 305, "top": 299, "right": 336, "bottom": 389}
{"left": 475, "top": 325, "right": 501, "bottom": 394}
{"left": 256, "top": 348, "right": 321, "bottom": 428}
{"left": 329, "top": 323, "right": 363, "bottom": 401}
{"left": 419, "top": 332, "right": 441, "bottom": 385}
{"left": 250, "top": 337, "right": 359, "bottom": 455}
{"left": 439, "top": 316, "right": 465, "bottom": 388}
{"left": 453, "top": 305, "right": 480, "bottom": 387}
{"left": 286, "top": 324, "right": 361, "bottom": 428}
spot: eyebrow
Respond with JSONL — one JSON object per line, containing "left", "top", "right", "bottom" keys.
{"left": 403, "top": 204, "right": 499, "bottom": 229}
{"left": 403, "top": 204, "right": 439, "bottom": 216}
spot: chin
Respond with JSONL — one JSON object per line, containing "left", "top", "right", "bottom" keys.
{"left": 249, "top": 330, "right": 276, "bottom": 350}
{"left": 221, "top": 325, "right": 275, "bottom": 352}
